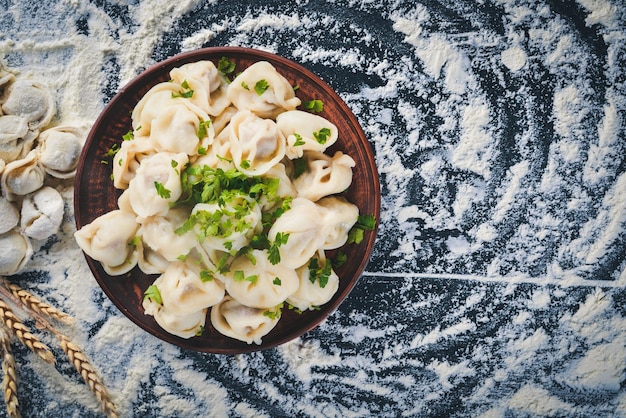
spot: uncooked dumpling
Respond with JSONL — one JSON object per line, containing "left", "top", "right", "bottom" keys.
{"left": 0, "top": 115, "right": 38, "bottom": 162}
{"left": 0, "top": 197, "right": 19, "bottom": 234}
{"left": 20, "top": 186, "right": 64, "bottom": 240}
{"left": 1, "top": 79, "right": 56, "bottom": 130}
{"left": 0, "top": 229, "right": 32, "bottom": 275}
{"left": 37, "top": 126, "right": 84, "bottom": 178}
{"left": 1, "top": 149, "right": 45, "bottom": 200}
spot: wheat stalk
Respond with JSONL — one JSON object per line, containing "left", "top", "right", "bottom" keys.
{"left": 4, "top": 283, "right": 74, "bottom": 326}
{"left": 0, "top": 326, "right": 20, "bottom": 418}
{"left": 0, "top": 299, "right": 55, "bottom": 365}
{"left": 57, "top": 334, "right": 118, "bottom": 418}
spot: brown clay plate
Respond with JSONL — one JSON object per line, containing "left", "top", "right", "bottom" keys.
{"left": 74, "top": 47, "right": 380, "bottom": 353}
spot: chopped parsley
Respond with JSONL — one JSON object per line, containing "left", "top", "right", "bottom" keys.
{"left": 273, "top": 277, "right": 282, "bottom": 286}
{"left": 313, "top": 127, "right": 332, "bottom": 144}
{"left": 122, "top": 130, "right": 135, "bottom": 141}
{"left": 199, "top": 270, "right": 215, "bottom": 282}
{"left": 197, "top": 119, "right": 211, "bottom": 139}
{"left": 172, "top": 80, "right": 194, "bottom": 98}
{"left": 154, "top": 181, "right": 171, "bottom": 199}
{"left": 293, "top": 133, "right": 305, "bottom": 146}
{"left": 308, "top": 257, "right": 332, "bottom": 288}
{"left": 143, "top": 285, "right": 162, "bottom": 305}
{"left": 104, "top": 143, "right": 120, "bottom": 158}
{"left": 254, "top": 79, "right": 270, "bottom": 96}
{"left": 241, "top": 81, "right": 250, "bottom": 90}
{"left": 268, "top": 232, "right": 289, "bottom": 265}
{"left": 347, "top": 214, "right": 377, "bottom": 244}
{"left": 233, "top": 270, "right": 258, "bottom": 284}
{"left": 301, "top": 99, "right": 324, "bottom": 113}
{"left": 217, "top": 56, "right": 236, "bottom": 78}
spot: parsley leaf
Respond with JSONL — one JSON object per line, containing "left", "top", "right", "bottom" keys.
{"left": 347, "top": 214, "right": 377, "bottom": 244}
{"left": 154, "top": 181, "right": 171, "bottom": 199}
{"left": 217, "top": 57, "right": 236, "bottom": 77}
{"left": 200, "top": 270, "right": 215, "bottom": 282}
{"left": 293, "top": 133, "right": 306, "bottom": 146}
{"left": 273, "top": 277, "right": 282, "bottom": 286}
{"left": 308, "top": 257, "right": 332, "bottom": 288}
{"left": 233, "top": 270, "right": 258, "bottom": 284}
{"left": 144, "top": 284, "right": 162, "bottom": 304}
{"left": 263, "top": 303, "right": 283, "bottom": 320}
{"left": 313, "top": 127, "right": 332, "bottom": 144}
{"left": 254, "top": 79, "right": 270, "bottom": 96}
{"left": 172, "top": 80, "right": 194, "bottom": 98}
{"left": 122, "top": 130, "right": 135, "bottom": 141}
{"left": 293, "top": 158, "right": 307, "bottom": 179}
{"left": 301, "top": 99, "right": 324, "bottom": 113}
{"left": 197, "top": 119, "right": 211, "bottom": 139}
{"left": 268, "top": 232, "right": 289, "bottom": 265}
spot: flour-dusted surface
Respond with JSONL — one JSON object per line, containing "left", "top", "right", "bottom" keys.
{"left": 1, "top": 0, "right": 625, "bottom": 417}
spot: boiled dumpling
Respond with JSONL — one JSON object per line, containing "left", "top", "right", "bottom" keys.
{"left": 1, "top": 149, "right": 45, "bottom": 201}
{"left": 228, "top": 110, "right": 286, "bottom": 175}
{"left": 136, "top": 239, "right": 170, "bottom": 275}
{"left": 286, "top": 253, "right": 340, "bottom": 311}
{"left": 267, "top": 197, "right": 327, "bottom": 269}
{"left": 131, "top": 81, "right": 198, "bottom": 137}
{"left": 0, "top": 115, "right": 38, "bottom": 162}
{"left": 293, "top": 151, "right": 355, "bottom": 202}
{"left": 276, "top": 110, "right": 338, "bottom": 159}
{"left": 142, "top": 295, "right": 206, "bottom": 339}
{"left": 36, "top": 126, "right": 84, "bottom": 178}
{"left": 127, "top": 152, "right": 188, "bottom": 219}
{"left": 222, "top": 249, "right": 299, "bottom": 309}
{"left": 20, "top": 186, "right": 64, "bottom": 240}
{"left": 139, "top": 207, "right": 197, "bottom": 262}
{"left": 211, "top": 105, "right": 238, "bottom": 137}
{"left": 1, "top": 80, "right": 55, "bottom": 130}
{"left": 149, "top": 103, "right": 212, "bottom": 155}
{"left": 112, "top": 137, "right": 155, "bottom": 190}
{"left": 0, "top": 197, "right": 19, "bottom": 234}
{"left": 0, "top": 229, "right": 32, "bottom": 275}
{"left": 151, "top": 260, "right": 225, "bottom": 316}
{"left": 169, "top": 60, "right": 231, "bottom": 117}
{"left": 227, "top": 61, "right": 301, "bottom": 119}
{"left": 210, "top": 295, "right": 280, "bottom": 345}
{"left": 74, "top": 210, "right": 140, "bottom": 276}
{"left": 316, "top": 196, "right": 359, "bottom": 250}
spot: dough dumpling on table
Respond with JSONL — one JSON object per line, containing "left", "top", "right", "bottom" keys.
{"left": 1, "top": 149, "right": 45, "bottom": 201}
{"left": 20, "top": 186, "right": 64, "bottom": 241}
{"left": 0, "top": 79, "right": 55, "bottom": 130}
{"left": 0, "top": 114, "right": 38, "bottom": 162}
{"left": 36, "top": 125, "right": 84, "bottom": 179}
{"left": 0, "top": 229, "right": 32, "bottom": 276}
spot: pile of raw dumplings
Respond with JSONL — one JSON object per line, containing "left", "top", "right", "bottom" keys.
{"left": 74, "top": 59, "right": 361, "bottom": 344}
{"left": 0, "top": 64, "right": 84, "bottom": 276}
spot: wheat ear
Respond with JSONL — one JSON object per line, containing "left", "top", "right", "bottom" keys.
{"left": 0, "top": 326, "right": 20, "bottom": 418}
{"left": 4, "top": 283, "right": 74, "bottom": 326}
{"left": 0, "top": 299, "right": 55, "bottom": 365}
{"left": 57, "top": 335, "right": 118, "bottom": 418}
